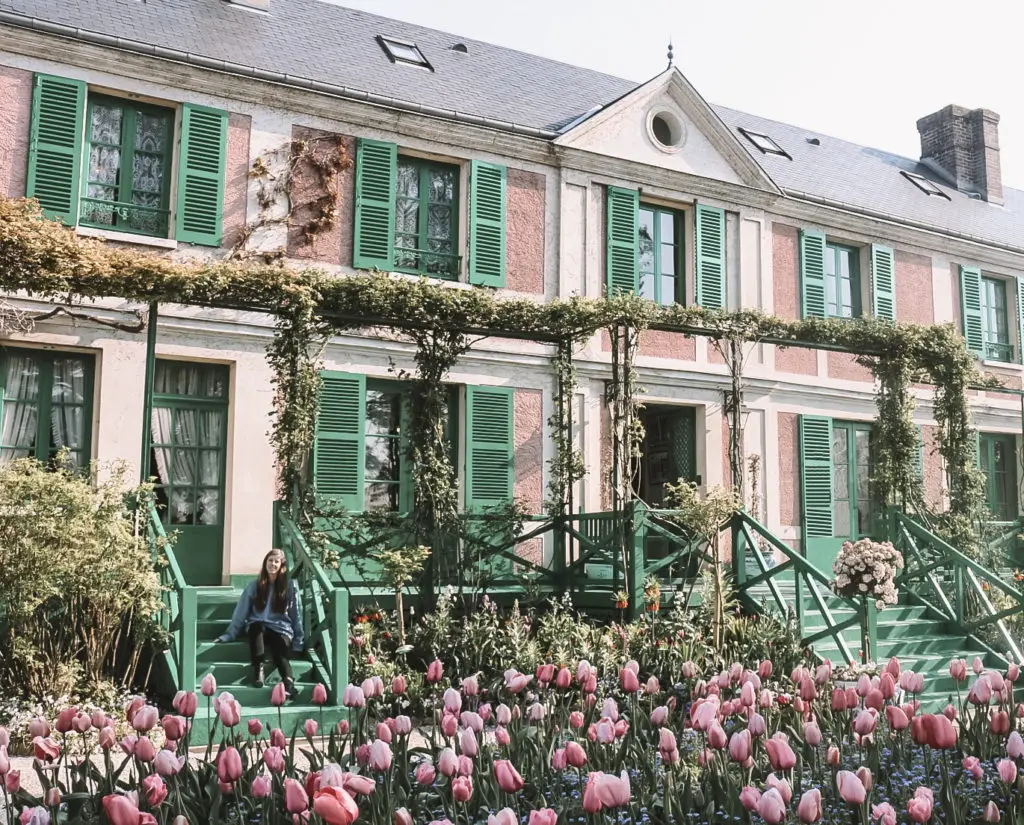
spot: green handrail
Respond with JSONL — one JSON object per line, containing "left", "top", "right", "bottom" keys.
{"left": 891, "top": 509, "right": 1024, "bottom": 664}
{"left": 732, "top": 511, "right": 867, "bottom": 665}
{"left": 277, "top": 508, "right": 349, "bottom": 704}
{"left": 144, "top": 500, "right": 196, "bottom": 693}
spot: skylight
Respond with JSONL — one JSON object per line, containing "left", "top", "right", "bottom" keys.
{"left": 738, "top": 127, "right": 789, "bottom": 158}
{"left": 901, "top": 171, "right": 951, "bottom": 200}
{"left": 377, "top": 36, "right": 433, "bottom": 71}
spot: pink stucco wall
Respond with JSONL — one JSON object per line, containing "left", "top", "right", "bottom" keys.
{"left": 287, "top": 127, "right": 353, "bottom": 266}
{"left": 506, "top": 169, "right": 545, "bottom": 294}
{"left": 827, "top": 352, "right": 873, "bottom": 382}
{"left": 638, "top": 330, "right": 697, "bottom": 360}
{"left": 778, "top": 412, "right": 798, "bottom": 529}
{"left": 221, "top": 112, "right": 251, "bottom": 252}
{"left": 0, "top": 65, "right": 32, "bottom": 198}
{"left": 895, "top": 250, "right": 934, "bottom": 326}
{"left": 772, "top": 223, "right": 818, "bottom": 375}
{"left": 514, "top": 388, "right": 544, "bottom": 563}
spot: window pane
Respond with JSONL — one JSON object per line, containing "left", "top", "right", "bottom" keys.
{"left": 199, "top": 450, "right": 221, "bottom": 486}
{"left": 660, "top": 275, "right": 677, "bottom": 305}
{"left": 638, "top": 209, "right": 655, "bottom": 274}
{"left": 1, "top": 404, "right": 37, "bottom": 452}
{"left": 150, "top": 446, "right": 171, "bottom": 484}
{"left": 365, "top": 435, "right": 399, "bottom": 481}
{"left": 395, "top": 198, "right": 419, "bottom": 236}
{"left": 365, "top": 481, "right": 400, "bottom": 511}
{"left": 366, "top": 391, "right": 401, "bottom": 436}
{"left": 52, "top": 359, "right": 86, "bottom": 403}
{"left": 396, "top": 163, "right": 419, "bottom": 198}
{"left": 170, "top": 487, "right": 196, "bottom": 525}
{"left": 639, "top": 273, "right": 655, "bottom": 301}
{"left": 660, "top": 244, "right": 676, "bottom": 276}
{"left": 88, "top": 146, "right": 121, "bottom": 187}
{"left": 428, "top": 168, "right": 455, "bottom": 204}
{"left": 427, "top": 204, "right": 453, "bottom": 245}
{"left": 50, "top": 405, "right": 84, "bottom": 452}
{"left": 4, "top": 356, "right": 40, "bottom": 401}
{"left": 90, "top": 103, "right": 123, "bottom": 145}
{"left": 197, "top": 489, "right": 220, "bottom": 525}
{"left": 173, "top": 449, "right": 196, "bottom": 484}
{"left": 659, "top": 211, "right": 675, "bottom": 244}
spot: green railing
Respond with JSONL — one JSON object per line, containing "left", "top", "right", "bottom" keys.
{"left": 889, "top": 509, "right": 1024, "bottom": 664}
{"left": 277, "top": 507, "right": 349, "bottom": 704}
{"left": 145, "top": 500, "right": 197, "bottom": 694}
{"left": 732, "top": 511, "right": 870, "bottom": 665}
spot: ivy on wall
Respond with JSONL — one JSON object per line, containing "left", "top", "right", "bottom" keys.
{"left": 0, "top": 197, "right": 1007, "bottom": 558}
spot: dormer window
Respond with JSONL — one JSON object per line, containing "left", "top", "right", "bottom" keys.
{"left": 901, "top": 170, "right": 951, "bottom": 200}
{"left": 738, "top": 127, "right": 789, "bottom": 158}
{"left": 377, "top": 36, "right": 433, "bottom": 71}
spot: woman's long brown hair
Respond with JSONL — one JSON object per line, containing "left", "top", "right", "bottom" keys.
{"left": 254, "top": 550, "right": 289, "bottom": 614}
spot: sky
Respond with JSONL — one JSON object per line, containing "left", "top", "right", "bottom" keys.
{"left": 340, "top": 0, "right": 1024, "bottom": 189}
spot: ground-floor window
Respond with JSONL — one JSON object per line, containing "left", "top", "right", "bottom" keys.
{"left": 633, "top": 404, "right": 698, "bottom": 507}
{"left": 832, "top": 420, "right": 875, "bottom": 540}
{"left": 0, "top": 348, "right": 93, "bottom": 469}
{"left": 979, "top": 432, "right": 1018, "bottom": 521}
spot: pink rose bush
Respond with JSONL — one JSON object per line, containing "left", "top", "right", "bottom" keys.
{"left": 4, "top": 656, "right": 1024, "bottom": 824}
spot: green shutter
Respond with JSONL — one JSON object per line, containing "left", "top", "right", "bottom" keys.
{"left": 959, "top": 265, "right": 985, "bottom": 356}
{"left": 695, "top": 204, "right": 726, "bottom": 309}
{"left": 799, "top": 415, "right": 833, "bottom": 539}
{"left": 26, "top": 73, "right": 86, "bottom": 225}
{"left": 469, "top": 160, "right": 506, "bottom": 287}
{"left": 353, "top": 138, "right": 397, "bottom": 270}
{"left": 1016, "top": 278, "right": 1024, "bottom": 365}
{"left": 871, "top": 243, "right": 897, "bottom": 321}
{"left": 174, "top": 103, "right": 227, "bottom": 246}
{"left": 465, "top": 386, "right": 514, "bottom": 509}
{"left": 313, "top": 371, "right": 366, "bottom": 513}
{"left": 799, "top": 229, "right": 827, "bottom": 319}
{"left": 606, "top": 186, "right": 639, "bottom": 296}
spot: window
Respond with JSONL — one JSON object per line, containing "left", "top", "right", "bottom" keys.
{"left": 825, "top": 243, "right": 861, "bottom": 318}
{"left": 832, "top": 421, "right": 875, "bottom": 539}
{"left": 979, "top": 433, "right": 1018, "bottom": 521}
{"left": 81, "top": 95, "right": 174, "bottom": 238}
{"left": 377, "top": 36, "right": 433, "bottom": 70}
{"left": 364, "top": 382, "right": 411, "bottom": 512}
{"left": 738, "top": 127, "right": 789, "bottom": 158}
{"left": 27, "top": 73, "right": 228, "bottom": 246}
{"left": 0, "top": 348, "right": 93, "bottom": 469}
{"left": 981, "top": 277, "right": 1013, "bottom": 362}
{"left": 638, "top": 205, "right": 684, "bottom": 306}
{"left": 901, "top": 171, "right": 951, "bottom": 200}
{"left": 394, "top": 157, "right": 461, "bottom": 280}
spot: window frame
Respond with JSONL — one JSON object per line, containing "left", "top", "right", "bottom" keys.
{"left": 831, "top": 420, "right": 876, "bottom": 540}
{"left": 980, "top": 275, "right": 1014, "bottom": 362}
{"left": 376, "top": 35, "right": 434, "bottom": 71}
{"left": 393, "top": 156, "right": 462, "bottom": 281}
{"left": 0, "top": 347, "right": 95, "bottom": 469}
{"left": 79, "top": 93, "right": 176, "bottom": 240}
{"left": 824, "top": 241, "right": 862, "bottom": 319}
{"left": 979, "top": 432, "right": 1019, "bottom": 521}
{"left": 737, "top": 127, "right": 790, "bottom": 158}
{"left": 638, "top": 203, "right": 685, "bottom": 306}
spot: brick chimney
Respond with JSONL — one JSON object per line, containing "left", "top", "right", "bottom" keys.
{"left": 916, "top": 105, "right": 1003, "bottom": 204}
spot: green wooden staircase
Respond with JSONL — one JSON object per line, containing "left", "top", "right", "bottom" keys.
{"left": 735, "top": 509, "right": 1024, "bottom": 707}
{"left": 146, "top": 505, "right": 349, "bottom": 740}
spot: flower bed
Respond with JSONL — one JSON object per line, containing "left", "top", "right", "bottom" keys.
{"left": 1, "top": 653, "right": 1022, "bottom": 825}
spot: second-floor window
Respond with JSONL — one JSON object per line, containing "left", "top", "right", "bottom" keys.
{"left": 638, "top": 205, "right": 683, "bottom": 306}
{"left": 394, "top": 158, "right": 460, "bottom": 280}
{"left": 82, "top": 96, "right": 174, "bottom": 238}
{"left": 981, "top": 276, "right": 1012, "bottom": 362}
{"left": 825, "top": 243, "right": 861, "bottom": 318}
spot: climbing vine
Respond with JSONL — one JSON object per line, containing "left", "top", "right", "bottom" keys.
{"left": 546, "top": 337, "right": 585, "bottom": 516}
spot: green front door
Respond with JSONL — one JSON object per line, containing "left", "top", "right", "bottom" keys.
{"left": 148, "top": 361, "right": 228, "bottom": 585}
{"left": 800, "top": 417, "right": 874, "bottom": 571}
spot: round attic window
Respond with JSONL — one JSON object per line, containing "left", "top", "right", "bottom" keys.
{"left": 647, "top": 110, "right": 685, "bottom": 153}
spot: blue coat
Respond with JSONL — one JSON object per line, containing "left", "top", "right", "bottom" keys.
{"left": 217, "top": 579, "right": 305, "bottom": 651}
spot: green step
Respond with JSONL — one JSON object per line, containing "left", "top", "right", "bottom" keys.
{"left": 187, "top": 702, "right": 347, "bottom": 742}
{"left": 198, "top": 660, "right": 317, "bottom": 683}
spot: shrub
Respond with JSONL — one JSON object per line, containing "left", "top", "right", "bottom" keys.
{"left": 0, "top": 458, "right": 163, "bottom": 699}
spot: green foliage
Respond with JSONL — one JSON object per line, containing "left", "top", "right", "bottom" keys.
{"left": 661, "top": 482, "right": 741, "bottom": 542}
{"left": 0, "top": 458, "right": 162, "bottom": 699}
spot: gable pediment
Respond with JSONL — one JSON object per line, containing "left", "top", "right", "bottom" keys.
{"left": 555, "top": 68, "right": 779, "bottom": 193}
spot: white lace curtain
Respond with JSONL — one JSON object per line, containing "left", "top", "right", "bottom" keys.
{"left": 1, "top": 355, "right": 86, "bottom": 466}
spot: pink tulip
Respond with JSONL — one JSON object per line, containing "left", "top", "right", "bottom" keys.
{"left": 311, "top": 683, "right": 328, "bottom": 705}
{"left": 452, "top": 775, "right": 473, "bottom": 802}
{"left": 999, "top": 758, "right": 1018, "bottom": 784}
{"left": 426, "top": 659, "right": 444, "bottom": 684}
{"left": 130, "top": 705, "right": 158, "bottom": 733}
{"left": 284, "top": 778, "right": 309, "bottom": 813}
{"left": 494, "top": 725, "right": 511, "bottom": 746}
{"left": 585, "top": 770, "right": 631, "bottom": 810}
{"left": 155, "top": 749, "right": 185, "bottom": 777}
{"left": 924, "top": 714, "right": 958, "bottom": 749}
{"left": 974, "top": 656, "right": 984, "bottom": 674}
{"left": 757, "top": 788, "right": 787, "bottom": 825}
{"left": 217, "top": 747, "right": 243, "bottom": 785}
{"left": 765, "top": 737, "right": 797, "bottom": 771}
{"left": 28, "top": 718, "right": 49, "bottom": 739}
{"left": 569, "top": 711, "right": 584, "bottom": 729}
{"left": 5, "top": 771, "right": 19, "bottom": 794}
{"left": 98, "top": 727, "right": 116, "bottom": 750}
{"left": 102, "top": 795, "right": 155, "bottom": 825}
{"left": 160, "top": 715, "right": 187, "bottom": 741}
{"left": 872, "top": 802, "right": 897, "bottom": 825}
{"left": 304, "top": 719, "right": 318, "bottom": 738}
{"left": 440, "top": 713, "right": 458, "bottom": 738}
{"left": 991, "top": 710, "right": 1010, "bottom": 735}
{"left": 391, "top": 675, "right": 407, "bottom": 695}
{"left": 494, "top": 760, "right": 524, "bottom": 793}
{"left": 907, "top": 788, "right": 933, "bottom": 823}
{"left": 251, "top": 775, "right": 272, "bottom": 798}
{"left": 368, "top": 739, "right": 392, "bottom": 771}
{"left": 142, "top": 774, "right": 167, "bottom": 807}
{"left": 551, "top": 748, "right": 567, "bottom": 770}
{"left": 748, "top": 713, "right": 767, "bottom": 737}
{"left": 271, "top": 728, "right": 286, "bottom": 748}
{"left": 171, "top": 691, "right": 197, "bottom": 718}
{"left": 758, "top": 659, "right": 773, "bottom": 678}
{"left": 457, "top": 755, "right": 473, "bottom": 776}
{"left": 766, "top": 773, "right": 792, "bottom": 804}
{"left": 739, "top": 786, "right": 761, "bottom": 811}
{"left": 949, "top": 659, "right": 968, "bottom": 681}
{"left": 1009, "top": 731, "right": 1024, "bottom": 758}
{"left": 487, "top": 810, "right": 517, "bottom": 825}
{"left": 339, "top": 773, "right": 375, "bottom": 796}
{"left": 853, "top": 709, "right": 878, "bottom": 735}
{"left": 797, "top": 788, "right": 822, "bottom": 823}
{"left": 528, "top": 810, "right": 557, "bottom": 825}
{"left": 565, "top": 741, "right": 588, "bottom": 768}
{"left": 707, "top": 721, "right": 727, "bottom": 750}
{"left": 804, "top": 721, "right": 822, "bottom": 747}
{"left": 271, "top": 682, "right": 287, "bottom": 707}
{"left": 395, "top": 809, "right": 414, "bottom": 825}
{"left": 134, "top": 737, "right": 156, "bottom": 763}
{"left": 856, "top": 767, "right": 873, "bottom": 792}
{"left": 361, "top": 676, "right": 384, "bottom": 699}
{"left": 415, "top": 762, "right": 436, "bottom": 785}
{"left": 619, "top": 667, "right": 639, "bottom": 693}
{"left": 1010, "top": 664, "right": 1021, "bottom": 683}
{"left": 496, "top": 704, "right": 512, "bottom": 726}
{"left": 729, "top": 729, "right": 752, "bottom": 762}
{"left": 886, "top": 706, "right": 909, "bottom": 731}
{"left": 201, "top": 674, "right": 216, "bottom": 696}
{"left": 443, "top": 688, "right": 462, "bottom": 714}
{"left": 395, "top": 715, "right": 412, "bottom": 736}
{"left": 263, "top": 746, "right": 285, "bottom": 773}
{"left": 836, "top": 770, "right": 866, "bottom": 805}
{"left": 650, "top": 706, "right": 669, "bottom": 727}
{"left": 984, "top": 801, "right": 1001, "bottom": 822}
{"left": 313, "top": 786, "right": 359, "bottom": 825}
{"left": 248, "top": 718, "right": 263, "bottom": 737}
{"left": 458, "top": 727, "right": 478, "bottom": 758}
{"left": 438, "top": 748, "right": 458, "bottom": 777}
{"left": 555, "top": 668, "right": 572, "bottom": 689}
{"left": 963, "top": 756, "right": 984, "bottom": 780}
{"left": 658, "top": 729, "right": 679, "bottom": 764}
{"left": 342, "top": 685, "right": 365, "bottom": 708}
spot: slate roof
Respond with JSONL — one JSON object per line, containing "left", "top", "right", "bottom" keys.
{"left": 3, "top": 0, "right": 1024, "bottom": 251}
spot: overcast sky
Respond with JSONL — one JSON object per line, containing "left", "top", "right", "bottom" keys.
{"left": 340, "top": 0, "right": 1024, "bottom": 189}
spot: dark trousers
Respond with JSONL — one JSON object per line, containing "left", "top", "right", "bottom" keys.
{"left": 247, "top": 622, "right": 293, "bottom": 682}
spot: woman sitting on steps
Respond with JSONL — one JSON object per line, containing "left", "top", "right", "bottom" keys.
{"left": 216, "top": 548, "right": 304, "bottom": 699}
